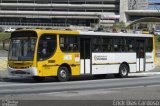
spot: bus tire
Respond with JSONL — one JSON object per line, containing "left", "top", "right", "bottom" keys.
{"left": 115, "top": 64, "right": 129, "bottom": 78}
{"left": 57, "top": 66, "right": 69, "bottom": 82}
{"left": 33, "top": 76, "right": 45, "bottom": 82}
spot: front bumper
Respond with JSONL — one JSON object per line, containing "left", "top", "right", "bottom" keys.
{"left": 8, "top": 66, "right": 38, "bottom": 77}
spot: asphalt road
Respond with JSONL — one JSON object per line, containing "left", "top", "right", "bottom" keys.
{"left": 0, "top": 74, "right": 160, "bottom": 100}
{"left": 0, "top": 50, "right": 160, "bottom": 103}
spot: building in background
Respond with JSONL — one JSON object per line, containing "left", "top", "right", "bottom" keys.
{"left": 120, "top": 0, "right": 160, "bottom": 30}
{"left": 0, "top": 0, "right": 120, "bottom": 30}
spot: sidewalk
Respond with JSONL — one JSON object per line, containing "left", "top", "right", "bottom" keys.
{"left": 0, "top": 57, "right": 8, "bottom": 78}
{"left": 129, "top": 65, "right": 160, "bottom": 76}
{"left": 129, "top": 57, "right": 160, "bottom": 76}
{"left": 0, "top": 50, "right": 8, "bottom": 78}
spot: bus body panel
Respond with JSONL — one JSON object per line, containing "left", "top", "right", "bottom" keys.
{"left": 92, "top": 53, "right": 137, "bottom": 74}
{"left": 8, "top": 29, "right": 156, "bottom": 79}
{"left": 145, "top": 52, "right": 155, "bottom": 71}
{"left": 80, "top": 60, "right": 85, "bottom": 74}
{"left": 92, "top": 65, "right": 119, "bottom": 74}
{"left": 136, "top": 59, "right": 144, "bottom": 71}
{"left": 36, "top": 34, "right": 80, "bottom": 77}
{"left": 36, "top": 52, "right": 81, "bottom": 77}
{"left": 8, "top": 66, "right": 38, "bottom": 77}
{"left": 85, "top": 59, "right": 91, "bottom": 74}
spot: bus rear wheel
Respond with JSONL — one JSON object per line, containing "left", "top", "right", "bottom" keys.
{"left": 115, "top": 64, "right": 129, "bottom": 78}
{"left": 33, "top": 76, "right": 45, "bottom": 82}
{"left": 57, "top": 66, "right": 70, "bottom": 82}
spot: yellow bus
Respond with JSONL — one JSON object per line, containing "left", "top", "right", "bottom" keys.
{"left": 8, "top": 29, "right": 156, "bottom": 82}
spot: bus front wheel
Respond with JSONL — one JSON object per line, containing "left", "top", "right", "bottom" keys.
{"left": 115, "top": 64, "right": 129, "bottom": 78}
{"left": 57, "top": 66, "right": 70, "bottom": 82}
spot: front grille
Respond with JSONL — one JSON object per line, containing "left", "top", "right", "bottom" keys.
{"left": 9, "top": 65, "right": 31, "bottom": 69}
{"left": 11, "top": 70, "right": 30, "bottom": 75}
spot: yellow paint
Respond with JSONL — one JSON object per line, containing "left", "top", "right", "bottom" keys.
{"left": 36, "top": 33, "right": 80, "bottom": 77}
{"left": 152, "top": 34, "right": 156, "bottom": 64}
{"left": 157, "top": 57, "right": 160, "bottom": 65}
{"left": 142, "top": 28, "right": 149, "bottom": 34}
{"left": 93, "top": 62, "right": 136, "bottom": 65}
{"left": 8, "top": 29, "right": 80, "bottom": 77}
{"left": 8, "top": 29, "right": 156, "bottom": 77}
{"left": 8, "top": 61, "right": 33, "bottom": 69}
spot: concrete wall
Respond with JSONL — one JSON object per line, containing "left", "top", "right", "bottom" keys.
{"left": 120, "top": 0, "right": 160, "bottom": 26}
{"left": 120, "top": 0, "right": 128, "bottom": 23}
{"left": 0, "top": 0, "right": 120, "bottom": 28}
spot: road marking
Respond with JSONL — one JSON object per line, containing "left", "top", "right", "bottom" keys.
{"left": 0, "top": 74, "right": 159, "bottom": 96}
{"left": 39, "top": 90, "right": 118, "bottom": 97}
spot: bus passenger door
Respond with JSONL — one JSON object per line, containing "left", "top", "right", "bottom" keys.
{"left": 37, "top": 34, "right": 57, "bottom": 76}
{"left": 80, "top": 38, "right": 91, "bottom": 74}
{"left": 136, "top": 40, "right": 145, "bottom": 72}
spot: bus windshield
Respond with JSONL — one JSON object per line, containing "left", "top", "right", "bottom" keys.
{"left": 9, "top": 37, "right": 37, "bottom": 61}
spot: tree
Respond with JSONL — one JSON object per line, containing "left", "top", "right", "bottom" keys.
{"left": 113, "top": 21, "right": 126, "bottom": 31}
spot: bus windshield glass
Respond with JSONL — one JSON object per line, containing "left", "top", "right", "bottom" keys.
{"left": 9, "top": 31, "right": 37, "bottom": 61}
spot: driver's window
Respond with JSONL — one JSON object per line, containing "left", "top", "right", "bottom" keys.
{"left": 37, "top": 34, "right": 56, "bottom": 61}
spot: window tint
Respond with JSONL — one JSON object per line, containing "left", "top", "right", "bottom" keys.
{"left": 113, "top": 37, "right": 123, "bottom": 52}
{"left": 92, "top": 37, "right": 102, "bottom": 52}
{"left": 146, "top": 38, "right": 153, "bottom": 52}
{"left": 92, "top": 36, "right": 136, "bottom": 53}
{"left": 60, "top": 35, "right": 79, "bottom": 52}
{"left": 90, "top": 36, "right": 153, "bottom": 53}
{"left": 125, "top": 37, "right": 135, "bottom": 52}
{"left": 38, "top": 34, "right": 56, "bottom": 60}
{"left": 136, "top": 40, "right": 145, "bottom": 58}
{"left": 101, "top": 37, "right": 112, "bottom": 52}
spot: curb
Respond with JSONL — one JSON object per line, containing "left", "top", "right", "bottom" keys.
{"left": 129, "top": 71, "right": 160, "bottom": 76}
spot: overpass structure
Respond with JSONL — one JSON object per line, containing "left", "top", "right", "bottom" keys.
{"left": 0, "top": 0, "right": 120, "bottom": 29}
{"left": 120, "top": 0, "right": 160, "bottom": 27}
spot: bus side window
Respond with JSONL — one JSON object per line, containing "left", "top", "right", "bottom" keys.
{"left": 60, "top": 35, "right": 79, "bottom": 52}
{"left": 73, "top": 44, "right": 78, "bottom": 51}
{"left": 94, "top": 45, "right": 100, "bottom": 52}
{"left": 92, "top": 37, "right": 101, "bottom": 52}
{"left": 146, "top": 38, "right": 153, "bottom": 52}
{"left": 125, "top": 37, "right": 135, "bottom": 52}
{"left": 113, "top": 37, "right": 119, "bottom": 52}
{"left": 101, "top": 37, "right": 110, "bottom": 52}
{"left": 37, "top": 34, "right": 56, "bottom": 60}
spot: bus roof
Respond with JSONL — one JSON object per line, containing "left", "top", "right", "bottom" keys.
{"left": 34, "top": 29, "right": 80, "bottom": 35}
{"left": 80, "top": 31, "right": 153, "bottom": 37}
{"left": 15, "top": 29, "right": 153, "bottom": 38}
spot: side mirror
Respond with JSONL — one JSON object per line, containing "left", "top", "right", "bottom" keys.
{"left": 2, "top": 38, "right": 10, "bottom": 51}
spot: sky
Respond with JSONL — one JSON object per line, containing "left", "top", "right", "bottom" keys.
{"left": 148, "top": 0, "right": 160, "bottom": 2}
{"left": 148, "top": 0, "right": 160, "bottom": 10}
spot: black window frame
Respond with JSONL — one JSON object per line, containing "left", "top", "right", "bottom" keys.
{"left": 59, "top": 35, "right": 79, "bottom": 53}
{"left": 92, "top": 36, "right": 137, "bottom": 53}
{"left": 92, "top": 36, "right": 102, "bottom": 52}
{"left": 145, "top": 37, "right": 153, "bottom": 52}
{"left": 124, "top": 37, "right": 136, "bottom": 52}
{"left": 37, "top": 34, "right": 57, "bottom": 61}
